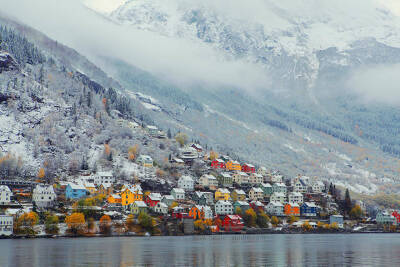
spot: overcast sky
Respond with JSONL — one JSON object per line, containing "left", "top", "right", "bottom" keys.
{"left": 1, "top": 0, "right": 400, "bottom": 104}
{"left": 0, "top": 0, "right": 271, "bottom": 91}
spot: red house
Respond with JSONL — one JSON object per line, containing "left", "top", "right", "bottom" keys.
{"left": 392, "top": 211, "right": 400, "bottom": 224}
{"left": 172, "top": 207, "right": 192, "bottom": 219}
{"left": 241, "top": 163, "right": 255, "bottom": 173}
{"left": 211, "top": 159, "right": 225, "bottom": 169}
{"left": 223, "top": 215, "right": 244, "bottom": 232}
{"left": 145, "top": 193, "right": 161, "bottom": 208}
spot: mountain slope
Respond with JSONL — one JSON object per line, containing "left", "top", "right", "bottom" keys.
{"left": 81, "top": 0, "right": 400, "bottom": 194}
{"left": 0, "top": 21, "right": 176, "bottom": 182}
{"left": 1, "top": 3, "right": 400, "bottom": 195}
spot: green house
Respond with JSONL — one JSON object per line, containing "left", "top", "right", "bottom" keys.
{"left": 233, "top": 201, "right": 250, "bottom": 212}
{"left": 131, "top": 201, "right": 148, "bottom": 215}
{"left": 261, "top": 183, "right": 273, "bottom": 196}
{"left": 218, "top": 172, "right": 233, "bottom": 187}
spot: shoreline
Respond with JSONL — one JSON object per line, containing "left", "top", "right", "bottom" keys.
{"left": 1, "top": 230, "right": 397, "bottom": 240}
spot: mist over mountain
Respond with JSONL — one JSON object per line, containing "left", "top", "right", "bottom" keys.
{"left": 1, "top": 0, "right": 400, "bottom": 195}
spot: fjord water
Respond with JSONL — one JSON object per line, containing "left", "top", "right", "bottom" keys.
{"left": 0, "top": 234, "right": 399, "bottom": 266}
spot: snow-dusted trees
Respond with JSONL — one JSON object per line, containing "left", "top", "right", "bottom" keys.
{"left": 0, "top": 26, "right": 46, "bottom": 66}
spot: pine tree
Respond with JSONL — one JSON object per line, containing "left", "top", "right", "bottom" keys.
{"left": 344, "top": 188, "right": 352, "bottom": 215}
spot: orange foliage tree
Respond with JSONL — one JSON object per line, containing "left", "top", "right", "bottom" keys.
{"left": 37, "top": 167, "right": 45, "bottom": 179}
{"left": 194, "top": 220, "right": 205, "bottom": 231}
{"left": 65, "top": 212, "right": 86, "bottom": 236}
{"left": 99, "top": 215, "right": 112, "bottom": 235}
{"left": 128, "top": 145, "right": 139, "bottom": 161}
{"left": 125, "top": 214, "right": 135, "bottom": 231}
{"left": 104, "top": 144, "right": 111, "bottom": 156}
{"left": 15, "top": 211, "right": 39, "bottom": 235}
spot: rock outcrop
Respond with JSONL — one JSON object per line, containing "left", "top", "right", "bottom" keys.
{"left": 0, "top": 51, "right": 19, "bottom": 73}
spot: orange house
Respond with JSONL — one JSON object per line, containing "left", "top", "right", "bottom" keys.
{"left": 225, "top": 160, "right": 241, "bottom": 171}
{"left": 107, "top": 194, "right": 121, "bottom": 204}
{"left": 284, "top": 203, "right": 300, "bottom": 216}
{"left": 98, "top": 184, "right": 113, "bottom": 196}
{"left": 120, "top": 185, "right": 143, "bottom": 206}
{"left": 189, "top": 206, "right": 205, "bottom": 220}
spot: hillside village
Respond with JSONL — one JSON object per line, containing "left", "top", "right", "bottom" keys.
{"left": 1, "top": 123, "right": 398, "bottom": 237}
{"left": 0, "top": 20, "right": 399, "bottom": 238}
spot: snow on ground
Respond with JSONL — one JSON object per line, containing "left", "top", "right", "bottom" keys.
{"left": 284, "top": 143, "right": 306, "bottom": 154}
{"left": 203, "top": 104, "right": 253, "bottom": 131}
{"left": 141, "top": 102, "right": 161, "bottom": 111}
{"left": 83, "top": 0, "right": 127, "bottom": 14}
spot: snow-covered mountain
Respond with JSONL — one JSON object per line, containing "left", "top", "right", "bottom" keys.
{"left": 79, "top": 0, "right": 400, "bottom": 195}
{"left": 2, "top": 1, "right": 400, "bottom": 196}
{"left": 96, "top": 0, "right": 400, "bottom": 89}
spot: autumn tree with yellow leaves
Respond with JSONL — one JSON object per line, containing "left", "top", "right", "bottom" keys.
{"left": 14, "top": 211, "right": 39, "bottom": 235}
{"left": 209, "top": 151, "right": 218, "bottom": 161}
{"left": 243, "top": 208, "right": 257, "bottom": 227}
{"left": 271, "top": 216, "right": 280, "bottom": 227}
{"left": 302, "top": 221, "right": 312, "bottom": 231}
{"left": 99, "top": 215, "right": 112, "bottom": 235}
{"left": 65, "top": 212, "right": 86, "bottom": 236}
{"left": 194, "top": 220, "right": 206, "bottom": 231}
{"left": 37, "top": 167, "right": 45, "bottom": 179}
{"left": 175, "top": 133, "right": 188, "bottom": 147}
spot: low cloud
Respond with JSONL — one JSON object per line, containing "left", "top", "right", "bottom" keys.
{"left": 347, "top": 64, "right": 400, "bottom": 106}
{"left": 0, "top": 0, "right": 270, "bottom": 92}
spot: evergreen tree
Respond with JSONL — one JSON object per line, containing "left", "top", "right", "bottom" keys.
{"left": 87, "top": 91, "right": 92, "bottom": 108}
{"left": 344, "top": 188, "right": 352, "bottom": 215}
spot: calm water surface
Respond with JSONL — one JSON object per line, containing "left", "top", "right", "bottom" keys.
{"left": 0, "top": 234, "right": 400, "bottom": 266}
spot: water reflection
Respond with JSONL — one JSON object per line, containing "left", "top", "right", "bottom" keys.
{"left": 1, "top": 234, "right": 400, "bottom": 266}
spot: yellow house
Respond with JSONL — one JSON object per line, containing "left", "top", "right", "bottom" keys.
{"left": 98, "top": 184, "right": 113, "bottom": 196}
{"left": 231, "top": 189, "right": 246, "bottom": 202}
{"left": 84, "top": 183, "right": 97, "bottom": 195}
{"left": 225, "top": 160, "right": 241, "bottom": 171}
{"left": 215, "top": 188, "right": 231, "bottom": 201}
{"left": 107, "top": 194, "right": 121, "bottom": 204}
{"left": 121, "top": 185, "right": 143, "bottom": 206}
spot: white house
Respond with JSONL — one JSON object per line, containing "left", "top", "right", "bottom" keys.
{"left": 249, "top": 173, "right": 263, "bottom": 185}
{"left": 180, "top": 147, "right": 199, "bottom": 160}
{"left": 32, "top": 184, "right": 57, "bottom": 208}
{"left": 178, "top": 175, "right": 194, "bottom": 191}
{"left": 376, "top": 211, "right": 397, "bottom": 225}
{"left": 232, "top": 172, "right": 249, "bottom": 185}
{"left": 270, "top": 192, "right": 286, "bottom": 203}
{"left": 215, "top": 200, "right": 233, "bottom": 215}
{"left": 93, "top": 171, "right": 115, "bottom": 186}
{"left": 196, "top": 205, "right": 213, "bottom": 219}
{"left": 266, "top": 201, "right": 284, "bottom": 216}
{"left": 171, "top": 188, "right": 185, "bottom": 200}
{"left": 154, "top": 202, "right": 168, "bottom": 215}
{"left": 161, "top": 195, "right": 175, "bottom": 207}
{"left": 292, "top": 177, "right": 308, "bottom": 193}
{"left": 257, "top": 166, "right": 268, "bottom": 176}
{"left": 272, "top": 183, "right": 287, "bottom": 194}
{"left": 249, "top": 187, "right": 264, "bottom": 201}
{"left": 270, "top": 174, "right": 283, "bottom": 183}
{"left": 0, "top": 215, "right": 13, "bottom": 236}
{"left": 312, "top": 181, "right": 325, "bottom": 193}
{"left": 199, "top": 174, "right": 218, "bottom": 188}
{"left": 288, "top": 192, "right": 303, "bottom": 204}
{"left": 0, "top": 185, "right": 12, "bottom": 205}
